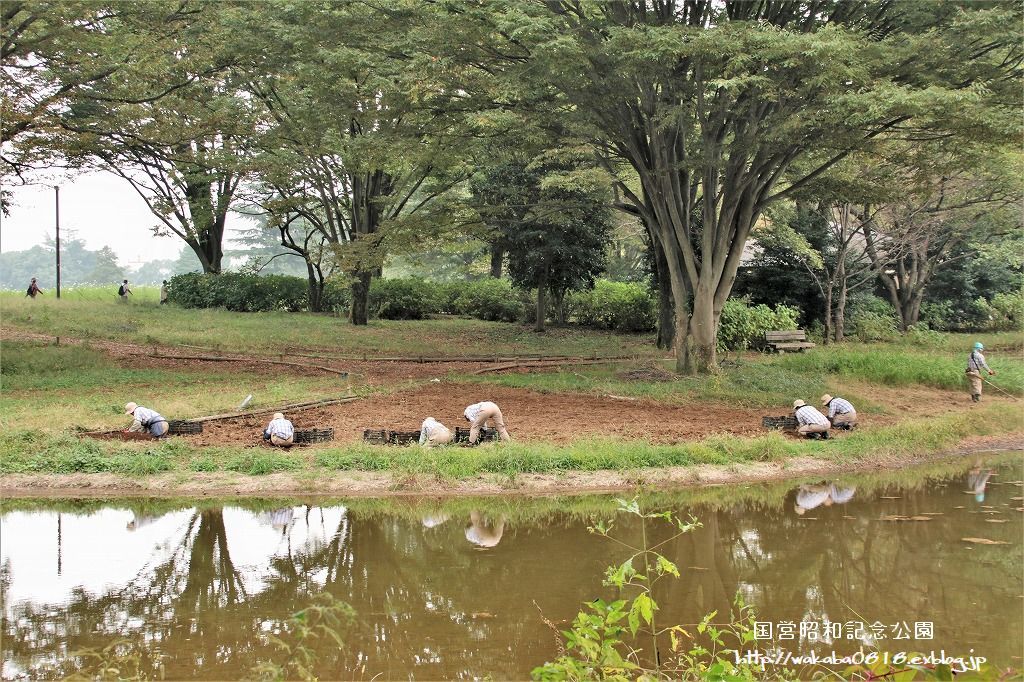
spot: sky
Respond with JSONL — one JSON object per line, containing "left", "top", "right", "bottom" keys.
{"left": 1, "top": 171, "right": 250, "bottom": 268}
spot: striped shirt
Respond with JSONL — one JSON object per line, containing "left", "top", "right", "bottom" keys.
{"left": 795, "top": 405, "right": 830, "bottom": 427}
{"left": 967, "top": 351, "right": 991, "bottom": 373}
{"left": 825, "top": 397, "right": 855, "bottom": 418}
{"left": 129, "top": 406, "right": 166, "bottom": 433}
{"left": 464, "top": 402, "right": 496, "bottom": 423}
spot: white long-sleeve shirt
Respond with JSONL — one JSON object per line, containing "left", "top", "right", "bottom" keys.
{"left": 128, "top": 406, "right": 166, "bottom": 432}
{"left": 419, "top": 417, "right": 443, "bottom": 445}
{"left": 795, "top": 405, "right": 830, "bottom": 427}
{"left": 264, "top": 417, "right": 294, "bottom": 440}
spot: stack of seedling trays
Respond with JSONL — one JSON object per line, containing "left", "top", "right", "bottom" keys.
{"left": 454, "top": 426, "right": 499, "bottom": 443}
{"left": 295, "top": 428, "right": 334, "bottom": 444}
{"left": 761, "top": 415, "right": 798, "bottom": 431}
{"left": 168, "top": 420, "right": 203, "bottom": 435}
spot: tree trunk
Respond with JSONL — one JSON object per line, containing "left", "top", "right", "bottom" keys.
{"left": 489, "top": 243, "right": 504, "bottom": 278}
{"left": 680, "top": 283, "right": 718, "bottom": 374}
{"left": 349, "top": 271, "right": 372, "bottom": 325}
{"left": 535, "top": 272, "right": 547, "bottom": 332}
{"left": 306, "top": 262, "right": 324, "bottom": 313}
{"left": 835, "top": 265, "right": 848, "bottom": 343}
{"left": 652, "top": 238, "right": 675, "bottom": 350}
{"left": 823, "top": 280, "right": 834, "bottom": 345}
{"left": 551, "top": 290, "right": 567, "bottom": 325}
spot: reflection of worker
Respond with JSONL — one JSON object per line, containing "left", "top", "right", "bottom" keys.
{"left": 794, "top": 483, "right": 857, "bottom": 514}
{"left": 465, "top": 510, "right": 505, "bottom": 547}
{"left": 793, "top": 400, "right": 830, "bottom": 439}
{"left": 126, "top": 513, "right": 165, "bottom": 531}
{"left": 124, "top": 402, "right": 169, "bottom": 437}
{"left": 418, "top": 417, "right": 452, "bottom": 447}
{"left": 422, "top": 512, "right": 450, "bottom": 529}
{"left": 263, "top": 412, "right": 294, "bottom": 446}
{"left": 821, "top": 394, "right": 857, "bottom": 429}
{"left": 464, "top": 401, "right": 511, "bottom": 444}
{"left": 967, "top": 466, "right": 993, "bottom": 503}
{"left": 260, "top": 508, "right": 294, "bottom": 532}
{"left": 966, "top": 342, "right": 995, "bottom": 403}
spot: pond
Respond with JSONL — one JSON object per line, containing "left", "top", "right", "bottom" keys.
{"left": 2, "top": 452, "right": 1022, "bottom": 680}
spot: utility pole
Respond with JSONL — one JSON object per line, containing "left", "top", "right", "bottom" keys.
{"left": 54, "top": 186, "right": 61, "bottom": 298}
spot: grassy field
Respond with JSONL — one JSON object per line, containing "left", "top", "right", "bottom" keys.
{"left": 1, "top": 298, "right": 1022, "bottom": 484}
{"left": 0, "top": 290, "right": 657, "bottom": 358}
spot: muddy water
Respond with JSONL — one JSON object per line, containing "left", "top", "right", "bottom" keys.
{"left": 2, "top": 453, "right": 1022, "bottom": 680}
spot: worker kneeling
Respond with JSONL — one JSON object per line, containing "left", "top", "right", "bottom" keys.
{"left": 464, "top": 401, "right": 511, "bottom": 444}
{"left": 821, "top": 394, "right": 857, "bottom": 429}
{"left": 419, "top": 417, "right": 452, "bottom": 447}
{"left": 793, "top": 399, "right": 830, "bottom": 440}
{"left": 124, "top": 402, "right": 169, "bottom": 438}
{"left": 263, "top": 412, "right": 294, "bottom": 447}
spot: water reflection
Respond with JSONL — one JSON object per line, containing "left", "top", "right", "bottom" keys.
{"left": 1, "top": 453, "right": 1021, "bottom": 680}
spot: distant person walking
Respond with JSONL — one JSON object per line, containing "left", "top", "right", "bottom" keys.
{"left": 124, "top": 402, "right": 169, "bottom": 438}
{"left": 966, "top": 342, "right": 995, "bottom": 403}
{"left": 118, "top": 279, "right": 133, "bottom": 302}
{"left": 160, "top": 280, "right": 169, "bottom": 305}
{"left": 263, "top": 412, "right": 294, "bottom": 446}
{"left": 464, "top": 401, "right": 511, "bottom": 444}
{"left": 418, "top": 417, "right": 452, "bottom": 447}
{"left": 820, "top": 394, "right": 857, "bottom": 429}
{"left": 793, "top": 399, "right": 830, "bottom": 439}
{"left": 25, "top": 277, "right": 42, "bottom": 298}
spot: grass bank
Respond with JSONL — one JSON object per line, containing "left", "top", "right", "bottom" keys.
{"left": 0, "top": 291, "right": 656, "bottom": 358}
{"left": 1, "top": 404, "right": 1019, "bottom": 495}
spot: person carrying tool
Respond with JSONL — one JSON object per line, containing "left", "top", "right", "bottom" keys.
{"left": 820, "top": 394, "right": 857, "bottom": 429}
{"left": 966, "top": 341, "right": 995, "bottom": 403}
{"left": 160, "top": 280, "right": 169, "bottom": 305}
{"left": 124, "top": 402, "right": 169, "bottom": 438}
{"left": 418, "top": 417, "right": 452, "bottom": 447}
{"left": 118, "top": 279, "right": 133, "bottom": 302}
{"left": 464, "top": 401, "right": 511, "bottom": 444}
{"left": 793, "top": 399, "right": 830, "bottom": 439}
{"left": 25, "top": 277, "right": 42, "bottom": 298}
{"left": 263, "top": 412, "right": 294, "bottom": 446}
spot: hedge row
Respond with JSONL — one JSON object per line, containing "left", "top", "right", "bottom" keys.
{"left": 165, "top": 273, "right": 796, "bottom": 342}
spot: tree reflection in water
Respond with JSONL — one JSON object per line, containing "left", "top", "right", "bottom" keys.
{"left": 1, "top": 455, "right": 1021, "bottom": 679}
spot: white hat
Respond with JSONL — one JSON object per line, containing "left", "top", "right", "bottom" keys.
{"left": 793, "top": 399, "right": 806, "bottom": 409}
{"left": 820, "top": 394, "right": 833, "bottom": 405}
{"left": 273, "top": 412, "right": 284, "bottom": 420}
{"left": 124, "top": 402, "right": 138, "bottom": 415}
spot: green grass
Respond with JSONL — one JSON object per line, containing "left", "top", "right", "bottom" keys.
{"left": 0, "top": 289, "right": 657, "bottom": 358}
{"left": 0, "top": 341, "right": 351, "bottom": 431}
{"left": 1, "top": 403, "right": 1017, "bottom": 479}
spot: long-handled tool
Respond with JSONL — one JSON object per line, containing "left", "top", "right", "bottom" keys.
{"left": 983, "top": 377, "right": 1021, "bottom": 401}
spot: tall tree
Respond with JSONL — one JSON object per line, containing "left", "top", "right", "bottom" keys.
{"left": 478, "top": 0, "right": 1021, "bottom": 372}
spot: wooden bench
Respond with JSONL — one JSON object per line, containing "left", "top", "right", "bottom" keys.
{"left": 765, "top": 330, "right": 816, "bottom": 353}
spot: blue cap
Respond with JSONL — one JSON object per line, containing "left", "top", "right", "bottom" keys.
{"left": 974, "top": 342, "right": 984, "bottom": 351}
{"left": 975, "top": 492, "right": 985, "bottom": 503}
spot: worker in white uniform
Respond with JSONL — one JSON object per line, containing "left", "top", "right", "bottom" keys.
{"left": 124, "top": 402, "right": 169, "bottom": 438}
{"left": 418, "top": 417, "right": 452, "bottom": 447}
{"left": 463, "top": 401, "right": 511, "bottom": 444}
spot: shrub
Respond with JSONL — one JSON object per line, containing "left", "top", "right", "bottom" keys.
{"left": 718, "top": 298, "right": 799, "bottom": 351}
{"left": 988, "top": 290, "right": 1024, "bottom": 332}
{"left": 567, "top": 280, "right": 656, "bottom": 332}
{"left": 847, "top": 294, "right": 900, "bottom": 341}
{"left": 369, "top": 278, "right": 441, "bottom": 320}
{"left": 454, "top": 278, "right": 524, "bottom": 322}
{"left": 167, "top": 273, "right": 308, "bottom": 312}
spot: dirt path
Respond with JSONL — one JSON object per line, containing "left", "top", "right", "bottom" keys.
{"left": 184, "top": 382, "right": 771, "bottom": 446}
{"left": 3, "top": 435, "right": 1020, "bottom": 498}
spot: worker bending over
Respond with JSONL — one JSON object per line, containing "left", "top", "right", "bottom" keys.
{"left": 820, "top": 394, "right": 857, "bottom": 429}
{"left": 793, "top": 399, "right": 830, "bottom": 439}
{"left": 124, "top": 402, "right": 169, "bottom": 438}
{"left": 966, "top": 341, "right": 996, "bottom": 403}
{"left": 464, "top": 401, "right": 511, "bottom": 444}
{"left": 419, "top": 417, "right": 452, "bottom": 447}
{"left": 263, "top": 412, "right": 294, "bottom": 446}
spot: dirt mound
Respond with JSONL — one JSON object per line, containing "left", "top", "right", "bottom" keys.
{"left": 617, "top": 364, "right": 676, "bottom": 383}
{"left": 184, "top": 383, "right": 768, "bottom": 447}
